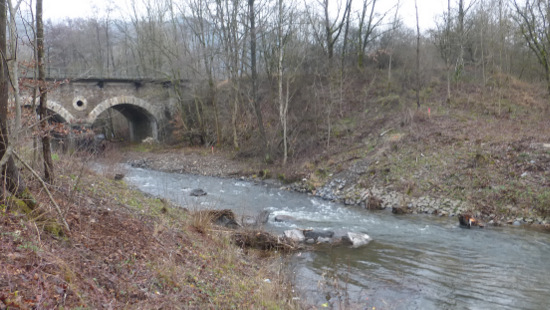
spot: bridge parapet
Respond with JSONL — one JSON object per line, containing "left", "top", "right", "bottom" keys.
{"left": 20, "top": 66, "right": 166, "bottom": 81}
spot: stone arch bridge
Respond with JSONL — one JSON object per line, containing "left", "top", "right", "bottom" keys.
{"left": 33, "top": 78, "right": 183, "bottom": 142}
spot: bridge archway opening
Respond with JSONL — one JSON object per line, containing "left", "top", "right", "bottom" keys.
{"left": 44, "top": 110, "right": 68, "bottom": 124}
{"left": 92, "top": 103, "right": 158, "bottom": 142}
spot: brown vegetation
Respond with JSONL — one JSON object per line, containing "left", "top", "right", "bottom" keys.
{"left": 0, "top": 153, "right": 297, "bottom": 309}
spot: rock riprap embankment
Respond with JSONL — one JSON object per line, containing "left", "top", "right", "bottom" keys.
{"left": 286, "top": 159, "right": 471, "bottom": 217}
{"left": 284, "top": 158, "right": 549, "bottom": 226}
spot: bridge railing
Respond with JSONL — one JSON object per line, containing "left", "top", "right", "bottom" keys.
{"left": 20, "top": 65, "right": 167, "bottom": 80}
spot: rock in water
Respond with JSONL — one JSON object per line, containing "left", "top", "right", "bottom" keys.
{"left": 317, "top": 237, "right": 332, "bottom": 243}
{"left": 342, "top": 232, "right": 372, "bottom": 248}
{"left": 274, "top": 215, "right": 296, "bottom": 222}
{"left": 391, "top": 206, "right": 408, "bottom": 214}
{"left": 241, "top": 210, "right": 270, "bottom": 227}
{"left": 257, "top": 210, "right": 270, "bottom": 224}
{"left": 366, "top": 196, "right": 384, "bottom": 210}
{"left": 284, "top": 229, "right": 305, "bottom": 242}
{"left": 114, "top": 173, "right": 125, "bottom": 181}
{"left": 190, "top": 188, "right": 207, "bottom": 197}
{"left": 304, "top": 230, "right": 335, "bottom": 241}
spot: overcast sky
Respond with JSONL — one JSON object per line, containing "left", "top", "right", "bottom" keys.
{"left": 42, "top": 0, "right": 448, "bottom": 31}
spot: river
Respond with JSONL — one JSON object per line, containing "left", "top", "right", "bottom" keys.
{"left": 113, "top": 164, "right": 550, "bottom": 309}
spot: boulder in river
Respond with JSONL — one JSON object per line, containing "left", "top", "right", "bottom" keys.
{"left": 190, "top": 188, "right": 207, "bottom": 197}
{"left": 241, "top": 210, "right": 270, "bottom": 227}
{"left": 257, "top": 210, "right": 270, "bottom": 224}
{"left": 317, "top": 237, "right": 332, "bottom": 243}
{"left": 284, "top": 229, "right": 305, "bottom": 242}
{"left": 392, "top": 206, "right": 409, "bottom": 215}
{"left": 274, "top": 215, "right": 296, "bottom": 222}
{"left": 341, "top": 232, "right": 372, "bottom": 248}
{"left": 304, "top": 230, "right": 335, "bottom": 242}
{"left": 366, "top": 196, "right": 384, "bottom": 210}
{"left": 130, "top": 158, "right": 150, "bottom": 168}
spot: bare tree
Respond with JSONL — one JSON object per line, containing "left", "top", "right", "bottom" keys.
{"left": 249, "top": 0, "right": 269, "bottom": 160}
{"left": 385, "top": 1, "right": 400, "bottom": 88}
{"left": 186, "top": 0, "right": 221, "bottom": 144}
{"left": 307, "top": 0, "right": 352, "bottom": 61}
{"left": 37, "top": 0, "right": 54, "bottom": 182}
{"left": 356, "top": 0, "right": 379, "bottom": 67}
{"left": 7, "top": 0, "right": 23, "bottom": 136}
{"left": 432, "top": 0, "right": 454, "bottom": 102}
{"left": 275, "top": 0, "right": 294, "bottom": 165}
{"left": 213, "top": 0, "right": 248, "bottom": 149}
{"left": 1, "top": 0, "right": 26, "bottom": 198}
{"left": 512, "top": 0, "right": 550, "bottom": 94}
{"left": 415, "top": 0, "right": 420, "bottom": 108}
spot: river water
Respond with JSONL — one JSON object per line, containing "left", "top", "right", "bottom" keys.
{"left": 115, "top": 165, "right": 550, "bottom": 309}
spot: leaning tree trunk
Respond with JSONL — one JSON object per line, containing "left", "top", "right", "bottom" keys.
{"left": 36, "top": 0, "right": 54, "bottom": 182}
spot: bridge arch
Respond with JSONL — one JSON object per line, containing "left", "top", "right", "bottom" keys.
{"left": 87, "top": 96, "right": 160, "bottom": 141}
{"left": 22, "top": 98, "right": 75, "bottom": 123}
{"left": 46, "top": 101, "right": 75, "bottom": 123}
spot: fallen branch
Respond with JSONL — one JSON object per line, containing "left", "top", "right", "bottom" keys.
{"left": 232, "top": 230, "right": 297, "bottom": 252}
{"left": 12, "top": 150, "right": 70, "bottom": 233}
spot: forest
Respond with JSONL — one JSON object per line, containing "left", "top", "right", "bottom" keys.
{"left": 26, "top": 0, "right": 549, "bottom": 164}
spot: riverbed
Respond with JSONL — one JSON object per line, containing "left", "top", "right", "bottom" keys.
{"left": 110, "top": 164, "right": 550, "bottom": 309}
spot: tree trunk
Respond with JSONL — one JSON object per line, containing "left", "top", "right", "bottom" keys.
{"left": 36, "top": 0, "right": 54, "bottom": 182}
{"left": 324, "top": 0, "right": 333, "bottom": 60}
{"left": 276, "top": 0, "right": 287, "bottom": 165}
{"left": 0, "top": 0, "right": 25, "bottom": 196}
{"left": 249, "top": 0, "right": 269, "bottom": 160}
{"left": 7, "top": 0, "right": 22, "bottom": 137}
{"left": 232, "top": 96, "right": 239, "bottom": 150}
{"left": 446, "top": 0, "right": 451, "bottom": 103}
{"left": 209, "top": 81, "right": 221, "bottom": 146}
{"left": 415, "top": 0, "right": 420, "bottom": 108}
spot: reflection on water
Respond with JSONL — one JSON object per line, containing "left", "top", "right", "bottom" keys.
{"left": 115, "top": 164, "right": 550, "bottom": 309}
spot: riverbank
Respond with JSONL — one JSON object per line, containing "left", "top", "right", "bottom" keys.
{"left": 0, "top": 153, "right": 298, "bottom": 309}
{"left": 119, "top": 104, "right": 550, "bottom": 230}
{"left": 116, "top": 146, "right": 550, "bottom": 309}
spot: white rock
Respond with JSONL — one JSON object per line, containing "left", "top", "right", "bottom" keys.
{"left": 343, "top": 232, "right": 372, "bottom": 248}
{"left": 284, "top": 229, "right": 305, "bottom": 242}
{"left": 142, "top": 137, "right": 157, "bottom": 144}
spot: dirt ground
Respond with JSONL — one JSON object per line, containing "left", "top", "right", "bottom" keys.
{"left": 121, "top": 147, "right": 261, "bottom": 177}
{"left": 0, "top": 155, "right": 297, "bottom": 309}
